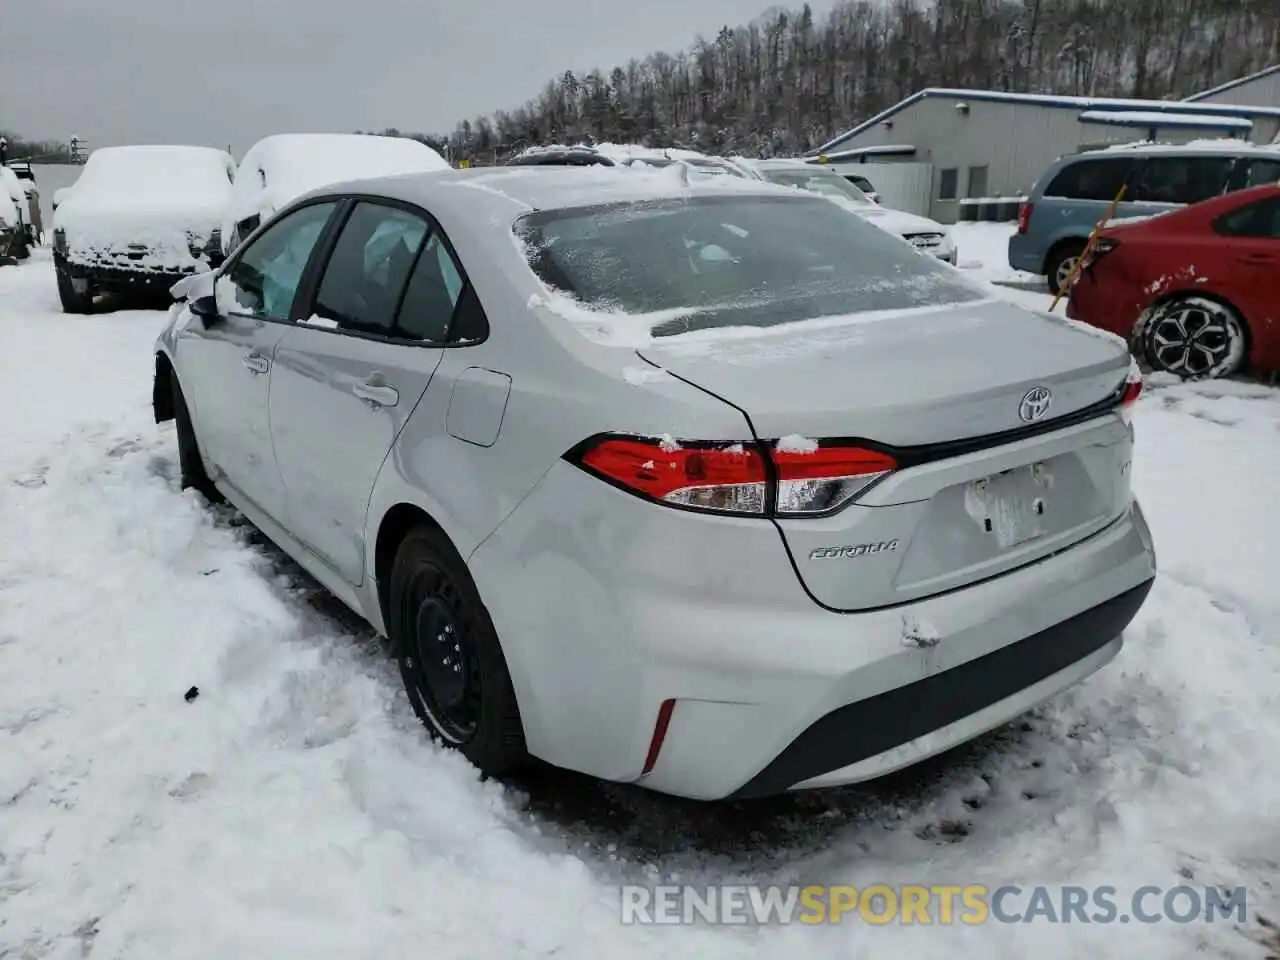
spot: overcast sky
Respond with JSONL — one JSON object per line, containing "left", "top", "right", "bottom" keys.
{"left": 1, "top": 0, "right": 827, "bottom": 155}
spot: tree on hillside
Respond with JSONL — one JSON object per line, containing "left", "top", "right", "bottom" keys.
{"left": 0, "top": 131, "right": 73, "bottom": 163}
{"left": 427, "top": 0, "right": 1279, "bottom": 163}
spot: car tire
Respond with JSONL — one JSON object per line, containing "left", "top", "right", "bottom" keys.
{"left": 1135, "top": 296, "right": 1248, "bottom": 381}
{"left": 170, "top": 373, "right": 223, "bottom": 503}
{"left": 55, "top": 261, "right": 94, "bottom": 314}
{"left": 389, "top": 525, "right": 527, "bottom": 776}
{"left": 1045, "top": 241, "right": 1086, "bottom": 296}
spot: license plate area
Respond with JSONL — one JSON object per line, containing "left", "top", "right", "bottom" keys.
{"left": 964, "top": 463, "right": 1051, "bottom": 549}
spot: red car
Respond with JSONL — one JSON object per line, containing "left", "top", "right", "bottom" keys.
{"left": 1067, "top": 183, "right": 1280, "bottom": 379}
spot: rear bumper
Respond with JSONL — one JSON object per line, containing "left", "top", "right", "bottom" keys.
{"left": 1065, "top": 272, "right": 1145, "bottom": 338}
{"left": 1007, "top": 233, "right": 1043, "bottom": 274}
{"left": 471, "top": 456, "right": 1158, "bottom": 801}
{"left": 730, "top": 578, "right": 1149, "bottom": 797}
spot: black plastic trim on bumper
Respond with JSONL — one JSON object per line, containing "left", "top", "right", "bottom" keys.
{"left": 729, "top": 577, "right": 1154, "bottom": 799}
{"left": 57, "top": 254, "right": 202, "bottom": 291}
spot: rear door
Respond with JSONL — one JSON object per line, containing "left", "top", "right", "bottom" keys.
{"left": 1211, "top": 194, "right": 1280, "bottom": 365}
{"left": 268, "top": 198, "right": 464, "bottom": 586}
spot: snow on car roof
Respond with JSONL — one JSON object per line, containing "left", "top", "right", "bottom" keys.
{"left": 245, "top": 133, "right": 448, "bottom": 184}
{"left": 225, "top": 133, "right": 450, "bottom": 236}
{"left": 67, "top": 145, "right": 235, "bottom": 201}
{"left": 335, "top": 163, "right": 794, "bottom": 220}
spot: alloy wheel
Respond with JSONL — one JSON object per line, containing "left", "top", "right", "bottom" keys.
{"left": 1054, "top": 255, "right": 1079, "bottom": 293}
{"left": 1147, "top": 302, "right": 1241, "bottom": 379}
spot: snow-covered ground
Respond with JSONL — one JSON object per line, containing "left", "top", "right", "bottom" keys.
{"left": 2, "top": 244, "right": 1279, "bottom": 959}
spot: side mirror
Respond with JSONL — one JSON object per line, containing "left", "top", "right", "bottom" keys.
{"left": 189, "top": 295, "right": 220, "bottom": 324}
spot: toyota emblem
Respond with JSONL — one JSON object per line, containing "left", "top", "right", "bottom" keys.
{"left": 1018, "top": 386, "right": 1053, "bottom": 423}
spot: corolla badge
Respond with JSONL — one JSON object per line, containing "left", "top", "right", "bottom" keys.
{"left": 1018, "top": 386, "right": 1053, "bottom": 423}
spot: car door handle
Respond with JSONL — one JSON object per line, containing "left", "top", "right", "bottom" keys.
{"left": 1238, "top": 252, "right": 1275, "bottom": 264}
{"left": 242, "top": 352, "right": 269, "bottom": 375}
{"left": 352, "top": 378, "right": 399, "bottom": 409}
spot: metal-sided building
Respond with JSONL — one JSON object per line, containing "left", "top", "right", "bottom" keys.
{"left": 1184, "top": 64, "right": 1280, "bottom": 114}
{"left": 805, "top": 83, "right": 1280, "bottom": 222}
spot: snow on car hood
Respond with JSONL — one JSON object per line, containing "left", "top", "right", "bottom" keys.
{"left": 53, "top": 145, "right": 233, "bottom": 270}
{"left": 223, "top": 134, "right": 450, "bottom": 242}
{"left": 831, "top": 198, "right": 949, "bottom": 237}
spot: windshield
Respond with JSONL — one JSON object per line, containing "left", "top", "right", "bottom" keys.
{"left": 516, "top": 195, "right": 985, "bottom": 337}
{"left": 761, "top": 169, "right": 872, "bottom": 204}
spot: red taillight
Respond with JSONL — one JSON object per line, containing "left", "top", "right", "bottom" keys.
{"left": 1118, "top": 361, "right": 1143, "bottom": 422}
{"left": 1016, "top": 202, "right": 1034, "bottom": 235}
{"left": 579, "top": 437, "right": 768, "bottom": 514}
{"left": 773, "top": 441, "right": 898, "bottom": 516}
{"left": 572, "top": 434, "right": 897, "bottom": 517}
{"left": 1121, "top": 367, "right": 1143, "bottom": 407}
{"left": 1085, "top": 236, "right": 1120, "bottom": 268}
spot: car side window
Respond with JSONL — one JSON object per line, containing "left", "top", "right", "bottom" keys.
{"left": 1129, "top": 156, "right": 1233, "bottom": 205}
{"left": 393, "top": 233, "right": 463, "bottom": 343}
{"left": 1044, "top": 158, "right": 1133, "bottom": 201}
{"left": 310, "top": 202, "right": 428, "bottom": 335}
{"left": 1214, "top": 198, "right": 1280, "bottom": 239}
{"left": 1244, "top": 159, "right": 1280, "bottom": 189}
{"left": 392, "top": 229, "right": 489, "bottom": 344}
{"left": 215, "top": 201, "right": 337, "bottom": 320}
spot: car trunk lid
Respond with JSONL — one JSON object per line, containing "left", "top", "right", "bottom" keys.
{"left": 637, "top": 297, "right": 1137, "bottom": 610}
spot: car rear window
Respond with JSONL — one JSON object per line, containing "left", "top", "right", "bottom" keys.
{"left": 1043, "top": 157, "right": 1134, "bottom": 201}
{"left": 515, "top": 195, "right": 985, "bottom": 336}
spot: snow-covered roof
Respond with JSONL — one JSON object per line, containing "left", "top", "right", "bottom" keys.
{"left": 1184, "top": 63, "right": 1280, "bottom": 103}
{"left": 812, "top": 145, "right": 918, "bottom": 162}
{"left": 224, "top": 133, "right": 449, "bottom": 243}
{"left": 1079, "top": 110, "right": 1252, "bottom": 130}
{"left": 811, "top": 87, "right": 1280, "bottom": 156}
{"left": 1092, "top": 137, "right": 1280, "bottom": 154}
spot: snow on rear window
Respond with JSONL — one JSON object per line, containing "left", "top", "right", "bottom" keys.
{"left": 514, "top": 195, "right": 984, "bottom": 338}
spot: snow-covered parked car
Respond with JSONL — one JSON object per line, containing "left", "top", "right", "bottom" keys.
{"left": 737, "top": 158, "right": 958, "bottom": 263}
{"left": 0, "top": 185, "right": 22, "bottom": 262}
{"left": 52, "top": 145, "right": 236, "bottom": 313}
{"left": 593, "top": 143, "right": 752, "bottom": 179}
{"left": 0, "top": 166, "right": 32, "bottom": 259}
{"left": 155, "top": 166, "right": 1154, "bottom": 800}
{"left": 4, "top": 161, "right": 43, "bottom": 243}
{"left": 223, "top": 133, "right": 450, "bottom": 255}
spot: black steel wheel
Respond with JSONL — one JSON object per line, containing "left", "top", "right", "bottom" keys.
{"left": 390, "top": 525, "right": 527, "bottom": 774}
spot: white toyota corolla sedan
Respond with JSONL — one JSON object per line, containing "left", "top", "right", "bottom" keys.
{"left": 154, "top": 165, "right": 1155, "bottom": 800}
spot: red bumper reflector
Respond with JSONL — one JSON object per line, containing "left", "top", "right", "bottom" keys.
{"left": 641, "top": 698, "right": 677, "bottom": 777}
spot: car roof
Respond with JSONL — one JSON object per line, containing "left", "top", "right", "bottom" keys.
{"left": 301, "top": 165, "right": 797, "bottom": 224}
{"left": 1066, "top": 141, "right": 1280, "bottom": 161}
{"left": 506, "top": 148, "right": 616, "bottom": 167}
